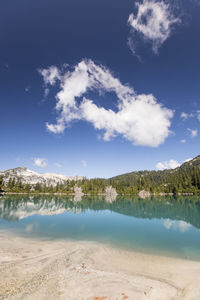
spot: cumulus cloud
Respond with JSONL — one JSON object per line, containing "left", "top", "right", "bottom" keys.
{"left": 81, "top": 160, "right": 88, "bottom": 167}
{"left": 188, "top": 128, "right": 198, "bottom": 138}
{"left": 33, "top": 158, "right": 48, "bottom": 168}
{"left": 156, "top": 157, "right": 194, "bottom": 170}
{"left": 156, "top": 159, "right": 180, "bottom": 170}
{"left": 162, "top": 219, "right": 191, "bottom": 232}
{"left": 128, "top": 0, "right": 180, "bottom": 55}
{"left": 39, "top": 59, "right": 173, "bottom": 147}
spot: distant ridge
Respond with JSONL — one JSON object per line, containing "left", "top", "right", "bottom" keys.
{"left": 110, "top": 155, "right": 200, "bottom": 179}
{"left": 0, "top": 167, "right": 83, "bottom": 187}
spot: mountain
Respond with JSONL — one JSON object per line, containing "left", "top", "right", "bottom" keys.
{"left": 0, "top": 155, "right": 200, "bottom": 195}
{"left": 108, "top": 155, "right": 200, "bottom": 194}
{"left": 0, "top": 167, "right": 83, "bottom": 187}
{"left": 110, "top": 155, "right": 200, "bottom": 180}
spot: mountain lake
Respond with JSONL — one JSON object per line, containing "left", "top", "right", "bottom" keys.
{"left": 0, "top": 194, "right": 200, "bottom": 260}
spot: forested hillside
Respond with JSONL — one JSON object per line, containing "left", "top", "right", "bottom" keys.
{"left": 108, "top": 156, "right": 200, "bottom": 194}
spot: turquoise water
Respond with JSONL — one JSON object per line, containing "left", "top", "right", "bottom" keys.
{"left": 0, "top": 195, "right": 200, "bottom": 260}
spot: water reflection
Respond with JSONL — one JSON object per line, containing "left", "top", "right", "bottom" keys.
{"left": 162, "top": 220, "right": 191, "bottom": 232}
{"left": 0, "top": 194, "right": 200, "bottom": 230}
{"left": 1, "top": 194, "right": 200, "bottom": 259}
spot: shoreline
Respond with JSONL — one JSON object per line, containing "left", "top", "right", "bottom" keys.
{"left": 0, "top": 191, "right": 197, "bottom": 196}
{"left": 0, "top": 232, "right": 200, "bottom": 299}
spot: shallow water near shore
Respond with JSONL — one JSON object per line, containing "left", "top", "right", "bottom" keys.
{"left": 0, "top": 194, "right": 200, "bottom": 260}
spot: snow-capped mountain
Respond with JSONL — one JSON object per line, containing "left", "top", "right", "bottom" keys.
{"left": 0, "top": 167, "right": 83, "bottom": 187}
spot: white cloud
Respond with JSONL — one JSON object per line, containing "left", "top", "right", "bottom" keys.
{"left": 184, "top": 158, "right": 192, "bottom": 163}
{"left": 33, "top": 158, "right": 48, "bottom": 168}
{"left": 180, "top": 139, "right": 186, "bottom": 143}
{"left": 180, "top": 112, "right": 188, "bottom": 119}
{"left": 196, "top": 110, "right": 200, "bottom": 121}
{"left": 81, "top": 160, "right": 88, "bottom": 167}
{"left": 39, "top": 59, "right": 173, "bottom": 147}
{"left": 156, "top": 156, "right": 194, "bottom": 170}
{"left": 54, "top": 163, "right": 62, "bottom": 168}
{"left": 156, "top": 159, "right": 180, "bottom": 170}
{"left": 180, "top": 111, "right": 200, "bottom": 121}
{"left": 39, "top": 66, "right": 61, "bottom": 85}
{"left": 162, "top": 219, "right": 191, "bottom": 233}
{"left": 128, "top": 0, "right": 180, "bottom": 55}
{"left": 188, "top": 128, "right": 198, "bottom": 138}
{"left": 180, "top": 112, "right": 194, "bottom": 120}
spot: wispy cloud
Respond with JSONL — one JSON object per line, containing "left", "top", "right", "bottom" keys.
{"left": 128, "top": 0, "right": 180, "bottom": 55}
{"left": 188, "top": 128, "right": 198, "bottom": 138}
{"left": 180, "top": 110, "right": 200, "bottom": 122}
{"left": 33, "top": 158, "right": 48, "bottom": 168}
{"left": 180, "top": 139, "right": 186, "bottom": 143}
{"left": 44, "top": 88, "right": 50, "bottom": 98}
{"left": 39, "top": 59, "right": 173, "bottom": 147}
{"left": 54, "top": 163, "right": 62, "bottom": 168}
{"left": 25, "top": 86, "right": 30, "bottom": 92}
{"left": 180, "top": 112, "right": 194, "bottom": 120}
{"left": 81, "top": 160, "right": 88, "bottom": 167}
{"left": 196, "top": 110, "right": 200, "bottom": 121}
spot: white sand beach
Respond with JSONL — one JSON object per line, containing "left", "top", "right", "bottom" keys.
{"left": 0, "top": 232, "right": 200, "bottom": 300}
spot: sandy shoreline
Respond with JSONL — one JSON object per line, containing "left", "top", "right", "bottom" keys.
{"left": 0, "top": 232, "right": 200, "bottom": 300}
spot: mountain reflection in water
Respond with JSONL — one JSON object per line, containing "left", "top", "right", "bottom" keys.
{"left": 1, "top": 194, "right": 200, "bottom": 260}
{"left": 0, "top": 195, "right": 200, "bottom": 228}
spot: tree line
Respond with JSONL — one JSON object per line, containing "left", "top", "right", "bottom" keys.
{"left": 1, "top": 157, "right": 200, "bottom": 195}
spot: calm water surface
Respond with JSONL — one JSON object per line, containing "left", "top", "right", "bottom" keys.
{"left": 0, "top": 195, "right": 200, "bottom": 260}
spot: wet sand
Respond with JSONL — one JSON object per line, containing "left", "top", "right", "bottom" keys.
{"left": 0, "top": 231, "right": 200, "bottom": 300}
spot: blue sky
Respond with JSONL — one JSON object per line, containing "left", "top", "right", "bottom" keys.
{"left": 0, "top": 0, "right": 200, "bottom": 178}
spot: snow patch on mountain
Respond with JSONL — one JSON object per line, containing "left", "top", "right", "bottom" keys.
{"left": 0, "top": 167, "right": 83, "bottom": 187}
